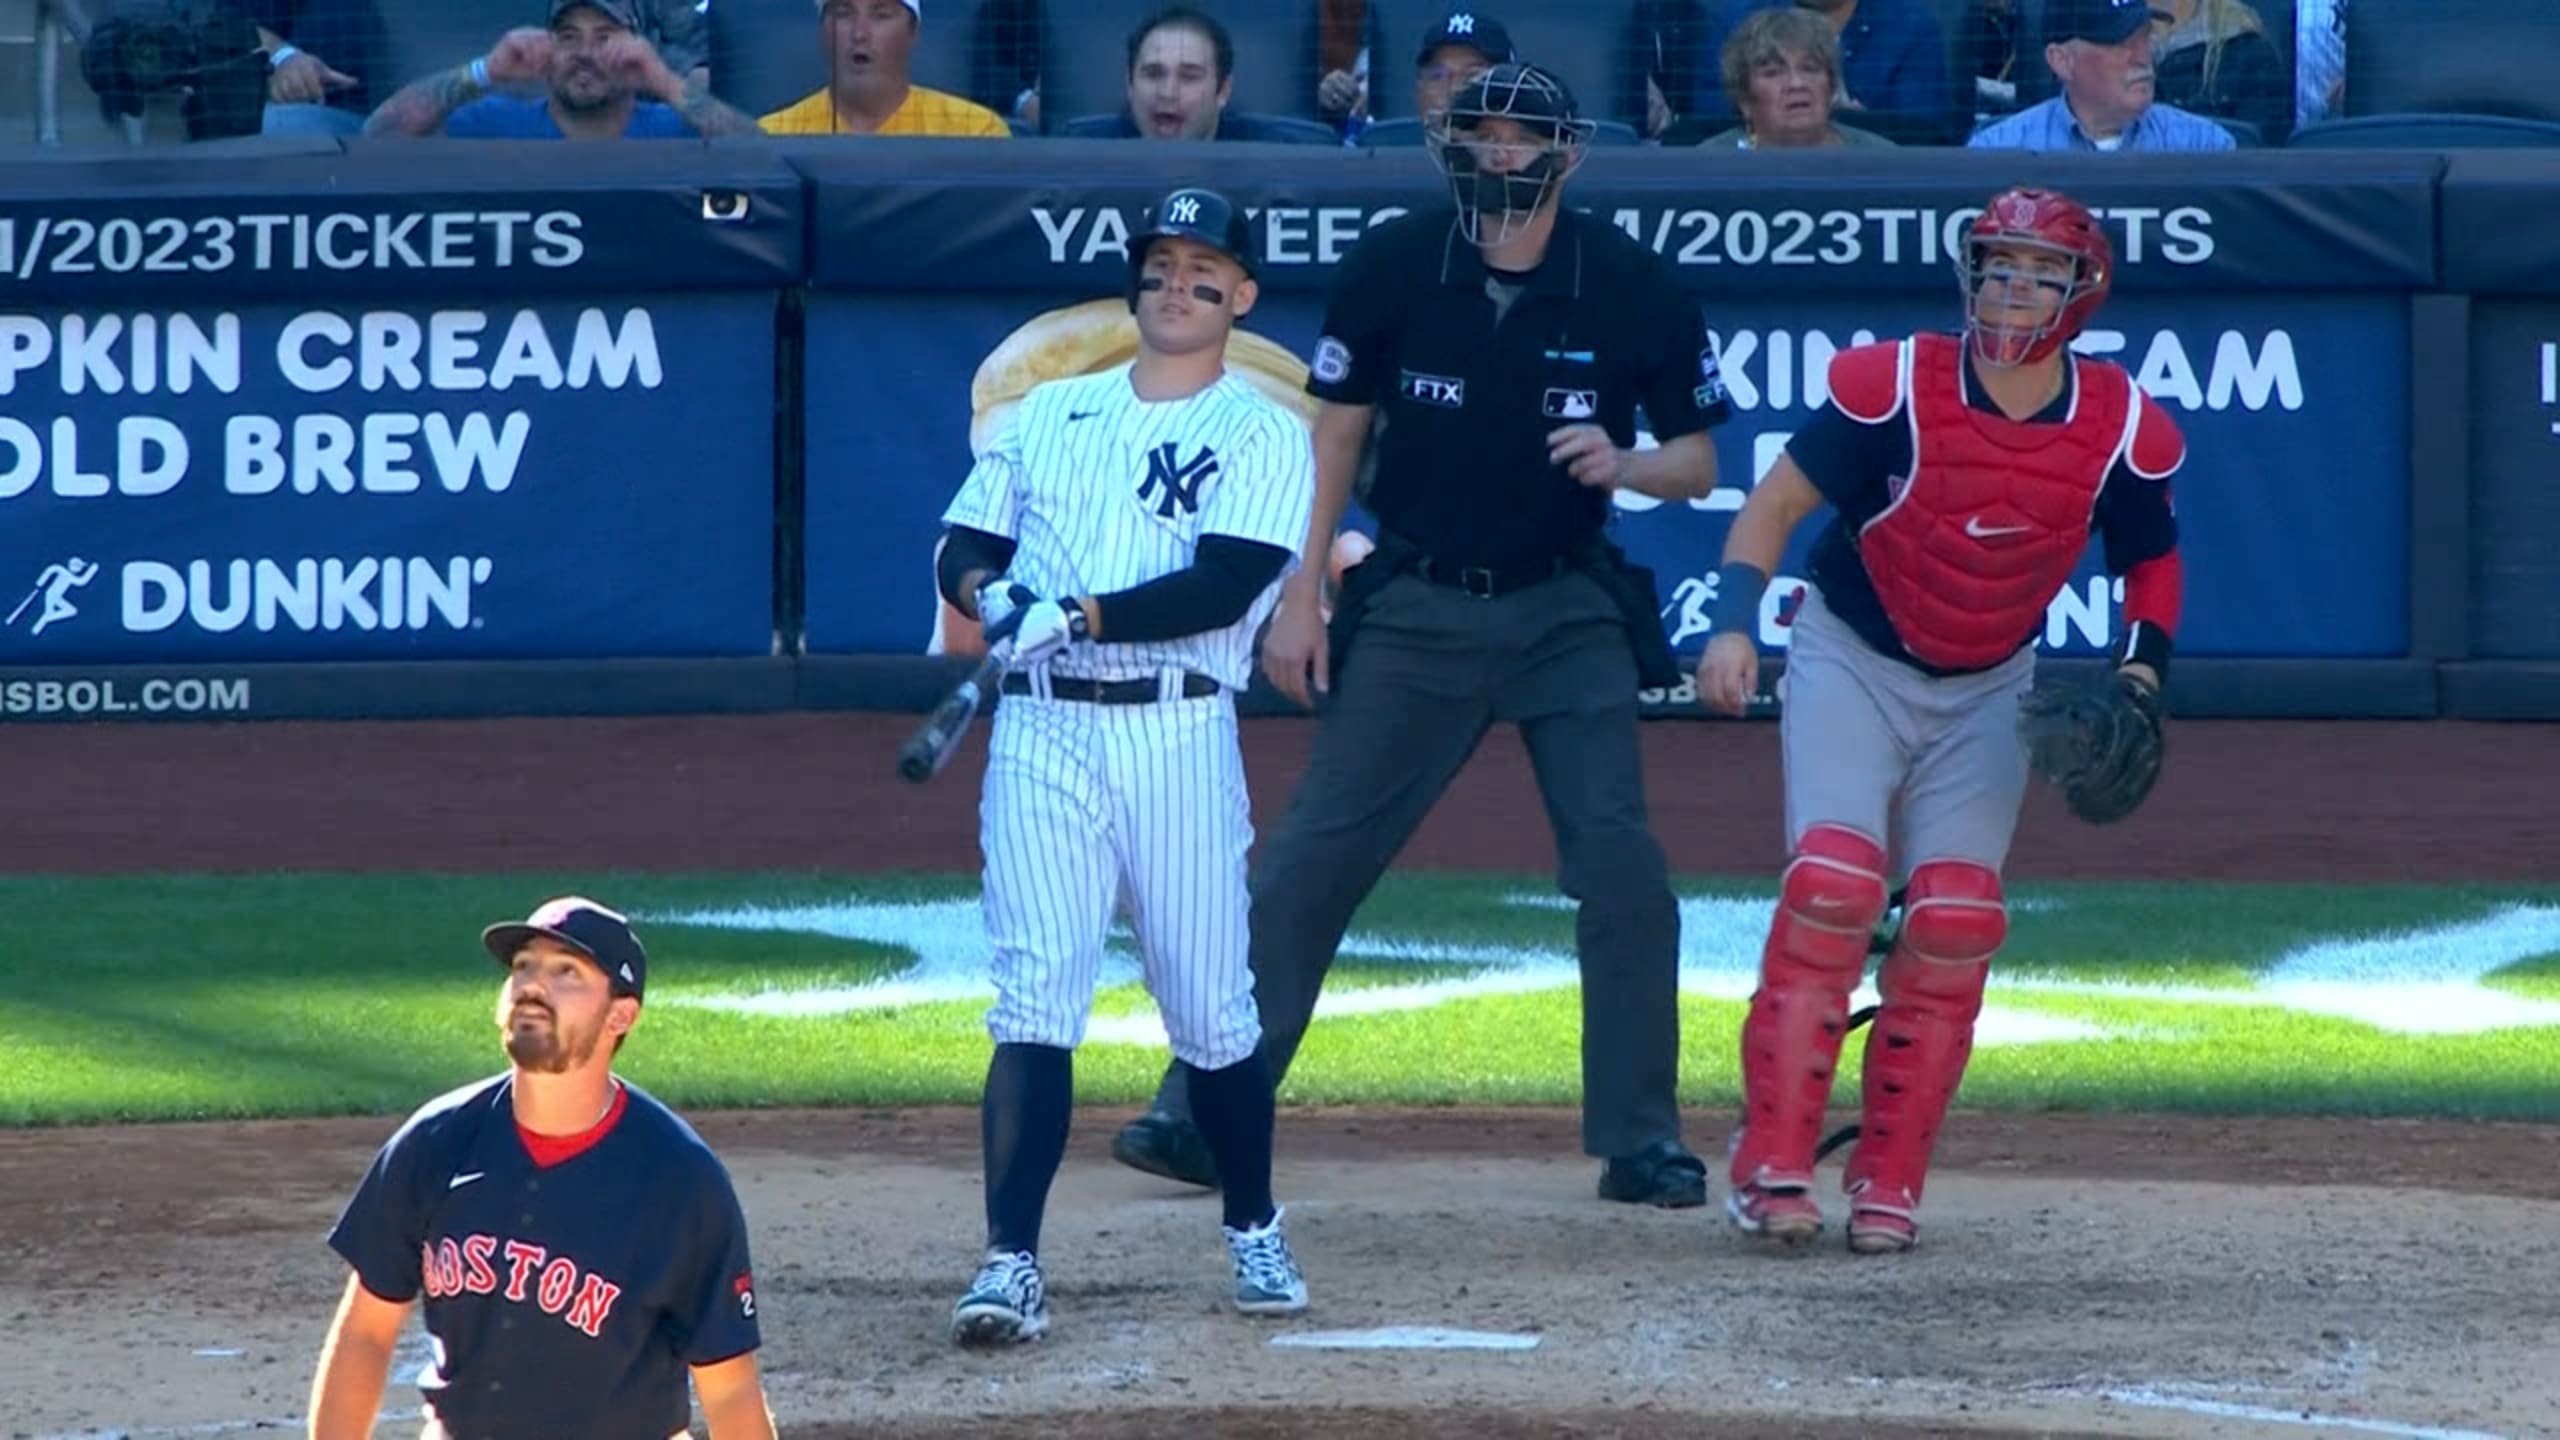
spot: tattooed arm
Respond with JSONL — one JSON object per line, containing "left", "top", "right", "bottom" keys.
{"left": 604, "top": 33, "right": 765, "bottom": 136}
{"left": 363, "top": 27, "right": 549, "bottom": 137}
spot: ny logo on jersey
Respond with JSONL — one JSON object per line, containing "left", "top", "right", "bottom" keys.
{"left": 1138, "top": 441, "right": 1220, "bottom": 519}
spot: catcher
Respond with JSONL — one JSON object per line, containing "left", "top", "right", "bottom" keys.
{"left": 1696, "top": 186, "right": 2180, "bottom": 1254}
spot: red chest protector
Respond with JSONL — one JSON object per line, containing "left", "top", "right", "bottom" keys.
{"left": 1845, "top": 333, "right": 2140, "bottom": 672}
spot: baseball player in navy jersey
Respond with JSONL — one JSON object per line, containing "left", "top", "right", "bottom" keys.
{"left": 1698, "top": 187, "right": 2186, "bottom": 1254}
{"left": 930, "top": 186, "right": 1317, "bottom": 1345}
{"left": 307, "top": 897, "right": 776, "bottom": 1440}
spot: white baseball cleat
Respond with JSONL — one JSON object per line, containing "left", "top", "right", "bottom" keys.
{"left": 1223, "top": 1206, "right": 1309, "bottom": 1316}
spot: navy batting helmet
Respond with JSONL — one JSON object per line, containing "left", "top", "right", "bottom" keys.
{"left": 1128, "top": 186, "right": 1257, "bottom": 309}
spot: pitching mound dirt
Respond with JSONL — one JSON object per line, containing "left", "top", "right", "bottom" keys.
{"left": 4, "top": 1107, "right": 2555, "bottom": 1440}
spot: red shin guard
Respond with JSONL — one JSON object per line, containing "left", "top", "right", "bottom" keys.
{"left": 1846, "top": 860, "right": 2005, "bottom": 1224}
{"left": 1731, "top": 823, "right": 1890, "bottom": 1191}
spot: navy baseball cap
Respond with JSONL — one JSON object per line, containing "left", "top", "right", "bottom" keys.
{"left": 483, "top": 896, "right": 648, "bottom": 1000}
{"left": 550, "top": 0, "right": 643, "bottom": 28}
{"left": 1416, "top": 9, "right": 1515, "bottom": 67}
{"left": 2045, "top": 0, "right": 2169, "bottom": 46}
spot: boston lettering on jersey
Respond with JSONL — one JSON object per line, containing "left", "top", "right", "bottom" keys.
{"left": 417, "top": 1233, "right": 626, "bottom": 1339}
{"left": 326, "top": 1074, "right": 762, "bottom": 1440}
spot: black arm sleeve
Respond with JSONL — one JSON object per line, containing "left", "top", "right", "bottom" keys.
{"left": 1089, "top": 536, "right": 1292, "bottom": 644}
{"left": 935, "top": 525, "right": 1019, "bottom": 611}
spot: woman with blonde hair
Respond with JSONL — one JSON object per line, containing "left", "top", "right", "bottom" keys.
{"left": 1690, "top": 6, "right": 1895, "bottom": 149}
{"left": 2150, "top": 0, "right": 2289, "bottom": 141}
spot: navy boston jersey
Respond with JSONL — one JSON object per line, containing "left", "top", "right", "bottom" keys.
{"left": 327, "top": 1074, "right": 761, "bottom": 1440}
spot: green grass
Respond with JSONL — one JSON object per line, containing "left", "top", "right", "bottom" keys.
{"left": 2, "top": 872, "right": 2556, "bottom": 1127}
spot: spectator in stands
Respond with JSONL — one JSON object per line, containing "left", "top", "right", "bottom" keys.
{"left": 761, "top": 0, "right": 1012, "bottom": 135}
{"left": 1313, "top": 0, "right": 1381, "bottom": 135}
{"left": 1629, "top": 0, "right": 1714, "bottom": 139}
{"left": 2293, "top": 0, "right": 2343, "bottom": 131}
{"left": 1411, "top": 8, "right": 1514, "bottom": 127}
{"left": 641, "top": 0, "right": 710, "bottom": 93}
{"left": 971, "top": 0, "right": 1045, "bottom": 127}
{"left": 248, "top": 1, "right": 386, "bottom": 137}
{"left": 1969, "top": 0, "right": 2234, "bottom": 149}
{"left": 1095, "top": 6, "right": 1301, "bottom": 140}
{"left": 1700, "top": 0, "right": 1957, "bottom": 143}
{"left": 362, "top": 0, "right": 761, "bottom": 138}
{"left": 2151, "top": 0, "right": 2287, "bottom": 141}
{"left": 1686, "top": 6, "right": 1895, "bottom": 147}
{"left": 1955, "top": 0, "right": 2033, "bottom": 128}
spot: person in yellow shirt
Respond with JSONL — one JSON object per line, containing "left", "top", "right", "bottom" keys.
{"left": 759, "top": 0, "right": 1012, "bottom": 136}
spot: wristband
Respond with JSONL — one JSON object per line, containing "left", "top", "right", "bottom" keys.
{"left": 2118, "top": 619, "right": 2173, "bottom": 684}
{"left": 1706, "top": 561, "right": 1768, "bottom": 640}
{"left": 267, "top": 43, "right": 302, "bottom": 68}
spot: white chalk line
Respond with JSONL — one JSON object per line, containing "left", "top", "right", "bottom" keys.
{"left": 2091, "top": 1387, "right": 2509, "bottom": 1440}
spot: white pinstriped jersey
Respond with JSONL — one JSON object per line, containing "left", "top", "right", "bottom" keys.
{"left": 943, "top": 364, "right": 1316, "bottom": 693}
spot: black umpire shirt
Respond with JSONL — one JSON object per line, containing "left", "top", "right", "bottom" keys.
{"left": 1306, "top": 206, "right": 1730, "bottom": 576}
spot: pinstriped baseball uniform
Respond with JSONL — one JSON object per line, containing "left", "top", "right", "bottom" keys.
{"left": 941, "top": 362, "right": 1316, "bottom": 1067}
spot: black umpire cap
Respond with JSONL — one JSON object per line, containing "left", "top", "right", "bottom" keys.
{"left": 1129, "top": 186, "right": 1258, "bottom": 302}
{"left": 483, "top": 895, "right": 649, "bottom": 1000}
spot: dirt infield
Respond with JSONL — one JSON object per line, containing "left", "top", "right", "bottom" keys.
{"left": 5, "top": 714, "right": 2559, "bottom": 1439}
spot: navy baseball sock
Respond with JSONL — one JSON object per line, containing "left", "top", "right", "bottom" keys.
{"left": 982, "top": 1043, "right": 1073, "bottom": 1255}
{"left": 1183, "top": 1051, "right": 1277, "bottom": 1232}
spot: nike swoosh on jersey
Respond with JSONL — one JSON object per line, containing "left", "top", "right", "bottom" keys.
{"left": 448, "top": 1171, "right": 487, "bottom": 1189}
{"left": 1964, "top": 516, "right": 2033, "bottom": 539}
{"left": 1068, "top": 410, "right": 1102, "bottom": 421}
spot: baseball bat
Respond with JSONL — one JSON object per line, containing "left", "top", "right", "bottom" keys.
{"left": 897, "top": 639, "right": 1015, "bottom": 784}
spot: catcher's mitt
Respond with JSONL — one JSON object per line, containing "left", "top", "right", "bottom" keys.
{"left": 2017, "top": 669, "right": 2165, "bottom": 824}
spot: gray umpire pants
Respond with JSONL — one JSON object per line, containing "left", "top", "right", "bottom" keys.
{"left": 1144, "top": 568, "right": 1685, "bottom": 1159}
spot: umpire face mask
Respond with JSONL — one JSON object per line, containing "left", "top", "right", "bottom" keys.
{"left": 1429, "top": 114, "right": 1587, "bottom": 246}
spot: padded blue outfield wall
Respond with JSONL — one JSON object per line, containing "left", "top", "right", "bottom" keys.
{"left": 0, "top": 138, "right": 2553, "bottom": 721}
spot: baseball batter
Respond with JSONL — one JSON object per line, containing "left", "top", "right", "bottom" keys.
{"left": 1698, "top": 188, "right": 2186, "bottom": 1254}
{"left": 307, "top": 897, "right": 775, "bottom": 1440}
{"left": 929, "top": 186, "right": 1316, "bottom": 1344}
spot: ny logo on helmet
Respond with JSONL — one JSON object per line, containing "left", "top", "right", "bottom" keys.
{"left": 1139, "top": 441, "right": 1219, "bottom": 519}
{"left": 1448, "top": 12, "right": 1474, "bottom": 32}
{"left": 1167, "top": 195, "right": 1202, "bottom": 226}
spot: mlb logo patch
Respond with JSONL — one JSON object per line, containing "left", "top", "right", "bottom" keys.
{"left": 1543, "top": 388, "right": 1598, "bottom": 420}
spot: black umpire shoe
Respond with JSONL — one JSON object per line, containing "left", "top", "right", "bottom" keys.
{"left": 1111, "top": 1110, "right": 1220, "bottom": 1189}
{"left": 1598, "top": 1139, "right": 1711, "bottom": 1208}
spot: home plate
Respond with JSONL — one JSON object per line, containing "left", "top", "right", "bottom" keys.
{"left": 1272, "top": 1327, "right": 1541, "bottom": 1352}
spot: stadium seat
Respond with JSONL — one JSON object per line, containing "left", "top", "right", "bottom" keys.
{"left": 1359, "top": 114, "right": 1643, "bottom": 147}
{"left": 2214, "top": 115, "right": 2262, "bottom": 148}
{"left": 373, "top": 0, "right": 548, "bottom": 96}
{"left": 2288, "top": 112, "right": 2560, "bottom": 149}
{"left": 2343, "top": 0, "right": 2560, "bottom": 124}
{"left": 707, "top": 0, "right": 982, "bottom": 120}
{"left": 1056, "top": 108, "right": 1341, "bottom": 143}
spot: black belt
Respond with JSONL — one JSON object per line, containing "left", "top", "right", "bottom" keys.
{"left": 1405, "top": 551, "right": 1572, "bottom": 600}
{"left": 1001, "top": 671, "right": 1221, "bottom": 704}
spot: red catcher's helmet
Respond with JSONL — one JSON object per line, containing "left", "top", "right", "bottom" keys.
{"left": 1958, "top": 187, "right": 2113, "bottom": 367}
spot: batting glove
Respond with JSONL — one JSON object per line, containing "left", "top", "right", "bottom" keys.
{"left": 976, "top": 579, "right": 1036, "bottom": 639}
{"left": 1003, "top": 597, "right": 1090, "bottom": 667}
